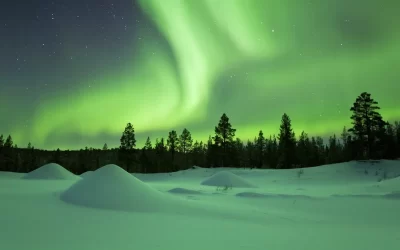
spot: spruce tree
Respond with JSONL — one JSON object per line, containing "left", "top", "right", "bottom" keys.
{"left": 167, "top": 130, "right": 179, "bottom": 163}
{"left": 27, "top": 142, "right": 32, "bottom": 149}
{"left": 179, "top": 128, "right": 193, "bottom": 166}
{"left": 277, "top": 113, "right": 296, "bottom": 168}
{"left": 255, "top": 130, "right": 265, "bottom": 168}
{"left": 349, "top": 92, "right": 386, "bottom": 159}
{"left": 120, "top": 123, "right": 136, "bottom": 150}
{"left": 144, "top": 136, "right": 152, "bottom": 150}
{"left": 119, "top": 123, "right": 136, "bottom": 172}
{"left": 102, "top": 143, "right": 108, "bottom": 150}
{"left": 179, "top": 128, "right": 193, "bottom": 154}
{"left": 213, "top": 113, "right": 236, "bottom": 167}
{"left": 4, "top": 135, "right": 13, "bottom": 148}
{"left": 0, "top": 134, "right": 4, "bottom": 147}
{"left": 296, "top": 131, "right": 311, "bottom": 167}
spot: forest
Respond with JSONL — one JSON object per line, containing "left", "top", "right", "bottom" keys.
{"left": 0, "top": 92, "right": 399, "bottom": 174}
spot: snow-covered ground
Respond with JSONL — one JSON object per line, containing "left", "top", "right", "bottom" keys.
{"left": 1, "top": 160, "right": 400, "bottom": 250}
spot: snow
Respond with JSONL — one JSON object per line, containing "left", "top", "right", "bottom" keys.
{"left": 60, "top": 164, "right": 177, "bottom": 212}
{"left": 200, "top": 170, "right": 256, "bottom": 188}
{"left": 23, "top": 163, "right": 80, "bottom": 180}
{"left": 1, "top": 160, "right": 400, "bottom": 250}
{"left": 80, "top": 170, "right": 93, "bottom": 178}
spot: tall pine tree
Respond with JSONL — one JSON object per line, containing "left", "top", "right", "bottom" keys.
{"left": 120, "top": 123, "right": 136, "bottom": 150}
{"left": 119, "top": 123, "right": 136, "bottom": 172}
{"left": 349, "top": 92, "right": 386, "bottom": 159}
{"left": 143, "top": 137, "right": 152, "bottom": 150}
{"left": 213, "top": 113, "right": 236, "bottom": 167}
{"left": 167, "top": 130, "right": 179, "bottom": 163}
{"left": 277, "top": 113, "right": 296, "bottom": 169}
{"left": 255, "top": 130, "right": 265, "bottom": 168}
{"left": 179, "top": 128, "right": 193, "bottom": 167}
{"left": 4, "top": 135, "right": 13, "bottom": 148}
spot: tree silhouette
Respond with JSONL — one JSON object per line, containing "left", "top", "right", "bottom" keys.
{"left": 102, "top": 143, "right": 108, "bottom": 150}
{"left": 296, "top": 131, "right": 311, "bottom": 167}
{"left": 255, "top": 130, "right": 265, "bottom": 168}
{"left": 119, "top": 123, "right": 136, "bottom": 172}
{"left": 4, "top": 135, "right": 13, "bottom": 148}
{"left": 144, "top": 136, "right": 152, "bottom": 150}
{"left": 0, "top": 134, "right": 3, "bottom": 147}
{"left": 167, "top": 130, "right": 179, "bottom": 163}
{"left": 120, "top": 123, "right": 136, "bottom": 150}
{"left": 213, "top": 113, "right": 236, "bottom": 167}
{"left": 349, "top": 92, "right": 386, "bottom": 159}
{"left": 277, "top": 113, "right": 296, "bottom": 168}
{"left": 179, "top": 128, "right": 193, "bottom": 167}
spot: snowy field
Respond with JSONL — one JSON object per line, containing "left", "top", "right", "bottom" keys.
{"left": 1, "top": 160, "right": 400, "bottom": 250}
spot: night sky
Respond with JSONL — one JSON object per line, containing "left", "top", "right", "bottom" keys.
{"left": 1, "top": 0, "right": 399, "bottom": 150}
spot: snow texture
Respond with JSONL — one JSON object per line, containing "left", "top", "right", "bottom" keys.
{"left": 23, "top": 163, "right": 80, "bottom": 180}
{"left": 200, "top": 170, "right": 256, "bottom": 188}
{"left": 60, "top": 164, "right": 172, "bottom": 212}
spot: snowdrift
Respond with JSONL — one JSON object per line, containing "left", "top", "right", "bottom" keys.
{"left": 201, "top": 171, "right": 256, "bottom": 188}
{"left": 60, "top": 164, "right": 173, "bottom": 212}
{"left": 168, "top": 187, "right": 203, "bottom": 195}
{"left": 80, "top": 171, "right": 93, "bottom": 178}
{"left": 23, "top": 163, "right": 80, "bottom": 180}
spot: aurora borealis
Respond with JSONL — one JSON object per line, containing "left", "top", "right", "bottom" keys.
{"left": 1, "top": 0, "right": 399, "bottom": 150}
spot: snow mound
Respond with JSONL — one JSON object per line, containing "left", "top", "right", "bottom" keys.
{"left": 236, "top": 192, "right": 313, "bottom": 199}
{"left": 201, "top": 171, "right": 255, "bottom": 188}
{"left": 80, "top": 171, "right": 93, "bottom": 178}
{"left": 23, "top": 163, "right": 80, "bottom": 180}
{"left": 60, "top": 164, "right": 171, "bottom": 212}
{"left": 168, "top": 187, "right": 203, "bottom": 195}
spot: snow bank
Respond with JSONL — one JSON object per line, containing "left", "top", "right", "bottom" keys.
{"left": 60, "top": 164, "right": 172, "bottom": 212}
{"left": 236, "top": 192, "right": 313, "bottom": 199}
{"left": 201, "top": 171, "right": 256, "bottom": 188}
{"left": 23, "top": 163, "right": 80, "bottom": 180}
{"left": 168, "top": 187, "right": 203, "bottom": 195}
{"left": 80, "top": 171, "right": 93, "bottom": 178}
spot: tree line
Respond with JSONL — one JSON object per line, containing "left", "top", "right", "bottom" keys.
{"left": 0, "top": 92, "right": 399, "bottom": 173}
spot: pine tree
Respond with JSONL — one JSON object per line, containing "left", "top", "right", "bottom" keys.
{"left": 349, "top": 92, "right": 386, "bottom": 159}
{"left": 27, "top": 142, "right": 32, "bottom": 149}
{"left": 255, "top": 130, "right": 265, "bottom": 168}
{"left": 179, "top": 128, "right": 193, "bottom": 167}
{"left": 102, "top": 143, "right": 108, "bottom": 150}
{"left": 277, "top": 113, "right": 296, "bottom": 168}
{"left": 296, "top": 131, "right": 311, "bottom": 167}
{"left": 120, "top": 123, "right": 136, "bottom": 150}
{"left": 213, "top": 113, "right": 236, "bottom": 167}
{"left": 179, "top": 128, "right": 193, "bottom": 154}
{"left": 0, "top": 134, "right": 4, "bottom": 147}
{"left": 119, "top": 123, "right": 136, "bottom": 172}
{"left": 144, "top": 136, "right": 152, "bottom": 150}
{"left": 4, "top": 135, "right": 13, "bottom": 148}
{"left": 167, "top": 130, "right": 179, "bottom": 163}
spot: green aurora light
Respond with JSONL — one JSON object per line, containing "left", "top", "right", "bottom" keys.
{"left": 8, "top": 0, "right": 400, "bottom": 149}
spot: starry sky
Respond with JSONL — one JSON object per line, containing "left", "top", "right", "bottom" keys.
{"left": 1, "top": 0, "right": 399, "bottom": 150}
